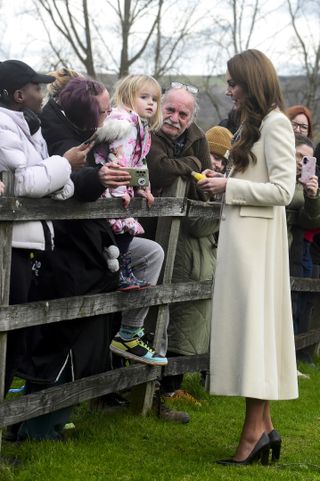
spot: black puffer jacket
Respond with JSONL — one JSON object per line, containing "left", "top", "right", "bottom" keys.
{"left": 41, "top": 98, "right": 107, "bottom": 201}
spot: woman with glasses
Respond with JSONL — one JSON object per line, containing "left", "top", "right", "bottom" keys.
{"left": 287, "top": 105, "right": 313, "bottom": 139}
{"left": 197, "top": 49, "right": 298, "bottom": 465}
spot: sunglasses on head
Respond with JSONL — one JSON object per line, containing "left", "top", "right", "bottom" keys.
{"left": 170, "top": 81, "right": 199, "bottom": 95}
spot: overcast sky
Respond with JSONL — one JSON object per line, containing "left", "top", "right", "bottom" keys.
{"left": 1, "top": 0, "right": 319, "bottom": 76}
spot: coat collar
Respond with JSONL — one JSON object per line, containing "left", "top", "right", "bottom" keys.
{"left": 0, "top": 106, "right": 31, "bottom": 137}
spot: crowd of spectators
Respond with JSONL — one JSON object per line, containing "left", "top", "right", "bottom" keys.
{"left": 0, "top": 56, "right": 319, "bottom": 446}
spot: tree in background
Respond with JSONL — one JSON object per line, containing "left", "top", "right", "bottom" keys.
{"left": 32, "top": 0, "right": 196, "bottom": 79}
{"left": 34, "top": 0, "right": 96, "bottom": 77}
{"left": 3, "top": 0, "right": 319, "bottom": 133}
{"left": 197, "top": 0, "right": 264, "bottom": 126}
{"left": 151, "top": 0, "right": 201, "bottom": 79}
{"left": 107, "top": 0, "right": 161, "bottom": 77}
{"left": 287, "top": 0, "right": 320, "bottom": 129}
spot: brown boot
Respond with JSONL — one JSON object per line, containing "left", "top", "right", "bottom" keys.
{"left": 154, "top": 393, "right": 190, "bottom": 424}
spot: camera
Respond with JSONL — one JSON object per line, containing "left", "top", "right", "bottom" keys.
{"left": 126, "top": 167, "right": 150, "bottom": 187}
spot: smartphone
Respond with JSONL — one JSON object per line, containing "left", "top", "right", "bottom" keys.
{"left": 126, "top": 167, "right": 150, "bottom": 187}
{"left": 299, "top": 156, "right": 316, "bottom": 184}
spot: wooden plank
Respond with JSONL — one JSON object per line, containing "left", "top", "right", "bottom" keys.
{"left": 0, "top": 281, "right": 212, "bottom": 332}
{"left": 187, "top": 199, "right": 221, "bottom": 219}
{"left": 0, "top": 197, "right": 186, "bottom": 221}
{"left": 0, "top": 172, "right": 13, "bottom": 454}
{"left": 0, "top": 198, "right": 300, "bottom": 223}
{"left": 290, "top": 277, "right": 320, "bottom": 292}
{"left": 163, "top": 354, "right": 209, "bottom": 376}
{"left": 155, "top": 178, "right": 188, "bottom": 284}
{"left": 295, "top": 328, "right": 320, "bottom": 351}
{"left": 0, "top": 354, "right": 207, "bottom": 427}
{"left": 0, "top": 363, "right": 161, "bottom": 428}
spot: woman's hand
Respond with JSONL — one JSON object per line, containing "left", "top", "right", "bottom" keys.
{"left": 305, "top": 175, "right": 319, "bottom": 198}
{"left": 64, "top": 142, "right": 93, "bottom": 170}
{"left": 98, "top": 163, "right": 131, "bottom": 188}
{"left": 197, "top": 171, "right": 227, "bottom": 195}
{"left": 0, "top": 180, "right": 5, "bottom": 195}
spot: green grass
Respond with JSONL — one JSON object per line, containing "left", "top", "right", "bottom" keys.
{"left": 2, "top": 364, "right": 320, "bottom": 481}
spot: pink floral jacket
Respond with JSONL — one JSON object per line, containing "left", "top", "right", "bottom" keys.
{"left": 95, "top": 108, "right": 151, "bottom": 236}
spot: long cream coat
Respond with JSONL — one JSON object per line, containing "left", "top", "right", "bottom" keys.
{"left": 209, "top": 110, "right": 299, "bottom": 400}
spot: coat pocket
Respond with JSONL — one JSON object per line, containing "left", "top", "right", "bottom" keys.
{"left": 239, "top": 205, "right": 274, "bottom": 219}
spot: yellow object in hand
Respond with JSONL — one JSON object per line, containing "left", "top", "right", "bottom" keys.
{"left": 191, "top": 171, "right": 206, "bottom": 182}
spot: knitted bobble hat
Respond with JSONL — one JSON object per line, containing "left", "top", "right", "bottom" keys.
{"left": 205, "top": 126, "right": 233, "bottom": 160}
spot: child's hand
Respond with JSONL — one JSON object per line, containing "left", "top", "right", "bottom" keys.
{"left": 122, "top": 192, "right": 131, "bottom": 209}
{"left": 136, "top": 188, "right": 154, "bottom": 208}
{"left": 0, "top": 181, "right": 5, "bottom": 196}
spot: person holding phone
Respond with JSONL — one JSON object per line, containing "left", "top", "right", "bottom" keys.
{"left": 288, "top": 134, "right": 319, "bottom": 251}
{"left": 197, "top": 49, "right": 298, "bottom": 465}
{"left": 41, "top": 75, "right": 166, "bottom": 369}
{"left": 288, "top": 134, "right": 320, "bottom": 342}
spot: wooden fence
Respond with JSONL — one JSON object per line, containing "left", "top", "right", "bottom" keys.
{"left": 0, "top": 173, "right": 320, "bottom": 455}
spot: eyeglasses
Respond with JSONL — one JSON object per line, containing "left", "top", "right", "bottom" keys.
{"left": 292, "top": 120, "right": 309, "bottom": 134}
{"left": 170, "top": 81, "right": 199, "bottom": 95}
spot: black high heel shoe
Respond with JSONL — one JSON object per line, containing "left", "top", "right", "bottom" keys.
{"left": 216, "top": 432, "right": 270, "bottom": 466}
{"left": 268, "top": 429, "right": 281, "bottom": 461}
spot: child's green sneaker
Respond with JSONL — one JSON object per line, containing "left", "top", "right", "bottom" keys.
{"left": 110, "top": 333, "right": 168, "bottom": 366}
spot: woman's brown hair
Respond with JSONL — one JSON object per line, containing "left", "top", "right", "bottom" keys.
{"left": 228, "top": 49, "right": 285, "bottom": 172}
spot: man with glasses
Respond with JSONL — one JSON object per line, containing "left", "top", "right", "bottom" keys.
{"left": 145, "top": 82, "right": 217, "bottom": 423}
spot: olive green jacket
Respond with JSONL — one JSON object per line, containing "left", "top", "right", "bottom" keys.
{"left": 286, "top": 182, "right": 320, "bottom": 248}
{"left": 146, "top": 123, "right": 218, "bottom": 355}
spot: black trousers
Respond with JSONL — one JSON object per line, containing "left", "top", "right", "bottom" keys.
{"left": 5, "top": 249, "right": 36, "bottom": 394}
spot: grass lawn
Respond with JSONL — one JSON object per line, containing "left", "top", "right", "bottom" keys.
{"left": 1, "top": 362, "right": 320, "bottom": 481}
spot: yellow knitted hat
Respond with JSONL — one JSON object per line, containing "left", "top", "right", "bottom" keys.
{"left": 205, "top": 126, "right": 233, "bottom": 160}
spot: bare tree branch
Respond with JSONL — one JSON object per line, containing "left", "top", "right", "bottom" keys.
{"left": 33, "top": 0, "right": 95, "bottom": 77}
{"left": 245, "top": 0, "right": 259, "bottom": 49}
{"left": 287, "top": 0, "right": 320, "bottom": 114}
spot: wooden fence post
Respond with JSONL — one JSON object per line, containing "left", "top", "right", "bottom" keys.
{"left": 130, "top": 178, "right": 187, "bottom": 415}
{"left": 0, "top": 172, "right": 13, "bottom": 454}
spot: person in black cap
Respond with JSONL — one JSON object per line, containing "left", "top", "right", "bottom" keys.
{"left": 0, "top": 59, "right": 92, "bottom": 398}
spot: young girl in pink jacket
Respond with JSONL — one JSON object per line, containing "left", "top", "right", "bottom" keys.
{"left": 95, "top": 74, "right": 166, "bottom": 366}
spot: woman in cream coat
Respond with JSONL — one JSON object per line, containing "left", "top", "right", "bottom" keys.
{"left": 198, "top": 50, "right": 298, "bottom": 465}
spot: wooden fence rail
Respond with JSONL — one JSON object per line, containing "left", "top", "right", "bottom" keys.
{"left": 0, "top": 173, "right": 319, "bottom": 455}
